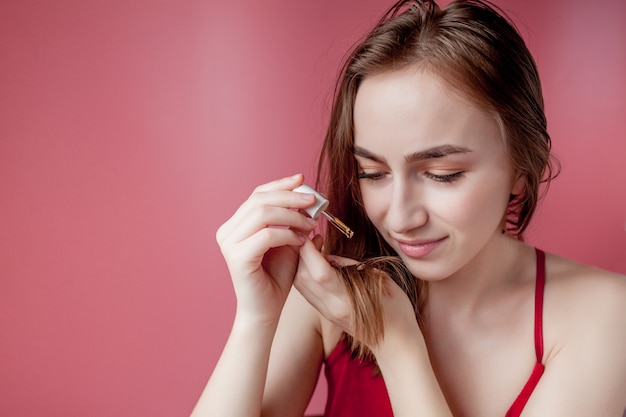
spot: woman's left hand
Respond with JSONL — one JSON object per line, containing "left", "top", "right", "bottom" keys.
{"left": 294, "top": 236, "right": 420, "bottom": 352}
{"left": 292, "top": 236, "right": 357, "bottom": 334}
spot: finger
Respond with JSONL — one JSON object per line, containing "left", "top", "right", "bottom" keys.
{"left": 296, "top": 240, "right": 355, "bottom": 300}
{"left": 217, "top": 187, "right": 318, "bottom": 243}
{"left": 234, "top": 188, "right": 316, "bottom": 224}
{"left": 298, "top": 240, "right": 363, "bottom": 280}
{"left": 325, "top": 254, "right": 360, "bottom": 268}
{"left": 232, "top": 228, "right": 305, "bottom": 269}
{"left": 297, "top": 238, "right": 335, "bottom": 280}
{"left": 244, "top": 227, "right": 305, "bottom": 254}
{"left": 246, "top": 189, "right": 317, "bottom": 213}
{"left": 225, "top": 205, "right": 318, "bottom": 245}
{"left": 217, "top": 174, "right": 311, "bottom": 243}
{"left": 253, "top": 173, "right": 305, "bottom": 193}
{"left": 312, "top": 234, "right": 324, "bottom": 251}
{"left": 294, "top": 239, "right": 353, "bottom": 330}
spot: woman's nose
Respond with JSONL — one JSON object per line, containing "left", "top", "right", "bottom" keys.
{"left": 386, "top": 180, "right": 428, "bottom": 234}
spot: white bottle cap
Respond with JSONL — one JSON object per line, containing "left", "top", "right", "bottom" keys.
{"left": 293, "top": 184, "right": 329, "bottom": 220}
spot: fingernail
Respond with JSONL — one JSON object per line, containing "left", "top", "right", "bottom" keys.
{"left": 306, "top": 217, "right": 317, "bottom": 226}
{"left": 301, "top": 193, "right": 315, "bottom": 201}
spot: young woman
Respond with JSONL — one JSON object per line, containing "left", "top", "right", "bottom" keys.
{"left": 192, "top": 1, "right": 626, "bottom": 416}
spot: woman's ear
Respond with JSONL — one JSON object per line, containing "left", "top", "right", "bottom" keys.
{"left": 511, "top": 171, "right": 526, "bottom": 196}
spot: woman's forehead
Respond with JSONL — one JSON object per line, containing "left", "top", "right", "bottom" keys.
{"left": 353, "top": 69, "right": 502, "bottom": 153}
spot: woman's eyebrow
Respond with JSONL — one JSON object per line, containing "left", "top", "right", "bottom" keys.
{"left": 353, "top": 144, "right": 472, "bottom": 163}
{"left": 353, "top": 146, "right": 384, "bottom": 163}
{"left": 405, "top": 145, "right": 472, "bottom": 162}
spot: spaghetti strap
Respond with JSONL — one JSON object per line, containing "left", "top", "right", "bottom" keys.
{"left": 505, "top": 248, "right": 546, "bottom": 417}
{"left": 533, "top": 248, "right": 545, "bottom": 363}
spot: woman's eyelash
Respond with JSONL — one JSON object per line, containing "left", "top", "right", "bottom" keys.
{"left": 357, "top": 171, "right": 386, "bottom": 180}
{"left": 357, "top": 171, "right": 465, "bottom": 183}
{"left": 424, "top": 172, "right": 464, "bottom": 183}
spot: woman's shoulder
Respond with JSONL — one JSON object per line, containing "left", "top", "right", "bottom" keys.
{"left": 533, "top": 252, "right": 626, "bottom": 412}
{"left": 544, "top": 251, "right": 626, "bottom": 305}
{"left": 543, "top": 251, "right": 625, "bottom": 355}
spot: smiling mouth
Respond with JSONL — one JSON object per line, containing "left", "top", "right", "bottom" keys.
{"left": 396, "top": 237, "right": 447, "bottom": 258}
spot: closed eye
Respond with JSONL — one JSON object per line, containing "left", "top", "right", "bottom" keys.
{"left": 357, "top": 171, "right": 386, "bottom": 181}
{"left": 424, "top": 171, "right": 464, "bottom": 183}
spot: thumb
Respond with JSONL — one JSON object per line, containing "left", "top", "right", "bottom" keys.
{"left": 311, "top": 234, "right": 324, "bottom": 251}
{"left": 325, "top": 254, "right": 360, "bottom": 268}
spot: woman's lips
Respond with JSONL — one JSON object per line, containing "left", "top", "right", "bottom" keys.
{"left": 396, "top": 237, "right": 447, "bottom": 258}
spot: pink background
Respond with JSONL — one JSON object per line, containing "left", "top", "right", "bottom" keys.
{"left": 1, "top": 1, "right": 624, "bottom": 416}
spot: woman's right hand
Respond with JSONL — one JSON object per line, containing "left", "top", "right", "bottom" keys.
{"left": 215, "top": 174, "right": 319, "bottom": 325}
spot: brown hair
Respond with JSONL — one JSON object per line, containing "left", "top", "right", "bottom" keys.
{"left": 317, "top": 0, "right": 559, "bottom": 356}
{"left": 338, "top": 257, "right": 421, "bottom": 359}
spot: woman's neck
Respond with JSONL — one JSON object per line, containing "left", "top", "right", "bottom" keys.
{"left": 425, "top": 235, "right": 535, "bottom": 318}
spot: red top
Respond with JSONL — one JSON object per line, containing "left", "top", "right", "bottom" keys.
{"left": 323, "top": 248, "right": 546, "bottom": 417}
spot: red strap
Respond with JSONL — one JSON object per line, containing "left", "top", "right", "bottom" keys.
{"left": 534, "top": 248, "right": 545, "bottom": 363}
{"left": 505, "top": 363, "right": 545, "bottom": 417}
{"left": 505, "top": 248, "right": 546, "bottom": 417}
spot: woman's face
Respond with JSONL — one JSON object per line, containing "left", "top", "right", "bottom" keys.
{"left": 353, "top": 68, "right": 520, "bottom": 281}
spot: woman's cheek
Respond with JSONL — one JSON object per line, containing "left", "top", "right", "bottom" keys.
{"left": 450, "top": 182, "right": 510, "bottom": 230}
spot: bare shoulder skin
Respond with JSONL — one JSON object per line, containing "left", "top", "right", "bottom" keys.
{"left": 524, "top": 253, "right": 626, "bottom": 415}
